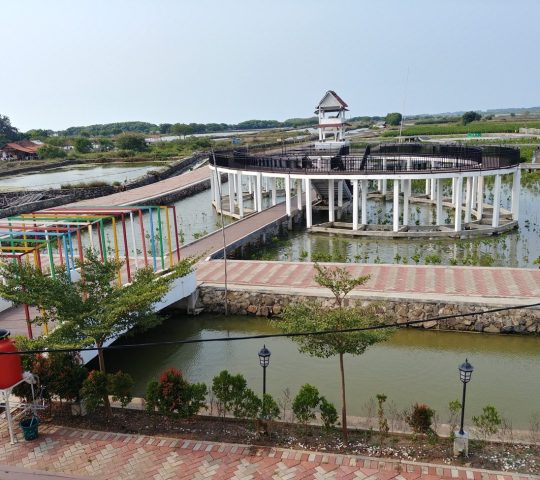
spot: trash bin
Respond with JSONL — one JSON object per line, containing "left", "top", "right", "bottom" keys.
{"left": 20, "top": 416, "right": 39, "bottom": 441}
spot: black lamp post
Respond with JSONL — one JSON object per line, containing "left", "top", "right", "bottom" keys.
{"left": 258, "top": 345, "right": 271, "bottom": 416}
{"left": 458, "top": 358, "right": 474, "bottom": 435}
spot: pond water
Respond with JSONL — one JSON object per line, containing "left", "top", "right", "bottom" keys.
{"left": 0, "top": 163, "right": 160, "bottom": 190}
{"left": 105, "top": 313, "right": 540, "bottom": 428}
{"left": 233, "top": 181, "right": 540, "bottom": 268}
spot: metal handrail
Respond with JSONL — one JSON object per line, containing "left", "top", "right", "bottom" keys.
{"left": 211, "top": 143, "right": 520, "bottom": 175}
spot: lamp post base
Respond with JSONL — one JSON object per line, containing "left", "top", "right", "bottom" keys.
{"left": 453, "top": 431, "right": 469, "bottom": 457}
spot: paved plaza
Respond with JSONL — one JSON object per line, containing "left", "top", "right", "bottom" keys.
{"left": 1, "top": 426, "right": 537, "bottom": 479}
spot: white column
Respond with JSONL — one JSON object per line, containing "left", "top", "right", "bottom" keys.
{"left": 271, "top": 177, "right": 277, "bottom": 206}
{"left": 464, "top": 177, "right": 472, "bottom": 223}
{"left": 210, "top": 172, "right": 215, "bottom": 206}
{"left": 451, "top": 178, "right": 456, "bottom": 204}
{"left": 471, "top": 177, "right": 478, "bottom": 211}
{"left": 393, "top": 180, "right": 400, "bottom": 233}
{"left": 228, "top": 173, "right": 234, "bottom": 213}
{"left": 381, "top": 179, "right": 387, "bottom": 195}
{"left": 403, "top": 179, "right": 410, "bottom": 226}
{"left": 285, "top": 175, "right": 291, "bottom": 217}
{"left": 337, "top": 180, "right": 343, "bottom": 208}
{"left": 213, "top": 170, "right": 221, "bottom": 207}
{"left": 377, "top": 179, "right": 382, "bottom": 192}
{"left": 436, "top": 178, "right": 443, "bottom": 225}
{"left": 430, "top": 177, "right": 436, "bottom": 200}
{"left": 328, "top": 179, "right": 335, "bottom": 222}
{"left": 511, "top": 169, "right": 521, "bottom": 221}
{"left": 305, "top": 178, "right": 312, "bottom": 228}
{"left": 361, "top": 179, "right": 368, "bottom": 225}
{"left": 492, "top": 174, "right": 501, "bottom": 228}
{"left": 256, "top": 173, "right": 263, "bottom": 213}
{"left": 476, "top": 176, "right": 484, "bottom": 219}
{"left": 454, "top": 176, "right": 463, "bottom": 232}
{"left": 296, "top": 179, "right": 302, "bottom": 210}
{"left": 352, "top": 180, "right": 359, "bottom": 230}
{"left": 425, "top": 179, "right": 430, "bottom": 196}
{"left": 237, "top": 172, "right": 244, "bottom": 218}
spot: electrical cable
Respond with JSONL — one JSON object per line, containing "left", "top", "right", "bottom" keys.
{"left": 2, "top": 301, "right": 539, "bottom": 356}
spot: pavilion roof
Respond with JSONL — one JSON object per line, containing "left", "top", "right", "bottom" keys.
{"left": 315, "top": 90, "right": 349, "bottom": 113}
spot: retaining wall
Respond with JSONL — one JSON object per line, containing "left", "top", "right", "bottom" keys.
{"left": 197, "top": 286, "right": 540, "bottom": 335}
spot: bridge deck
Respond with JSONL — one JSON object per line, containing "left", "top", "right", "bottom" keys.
{"left": 197, "top": 260, "right": 540, "bottom": 307}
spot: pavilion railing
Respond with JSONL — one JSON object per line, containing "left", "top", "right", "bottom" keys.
{"left": 212, "top": 143, "right": 520, "bottom": 175}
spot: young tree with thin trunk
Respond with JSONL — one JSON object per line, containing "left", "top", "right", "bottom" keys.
{"left": 0, "top": 249, "right": 196, "bottom": 415}
{"left": 277, "top": 263, "right": 393, "bottom": 442}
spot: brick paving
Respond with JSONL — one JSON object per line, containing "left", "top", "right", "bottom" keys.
{"left": 196, "top": 260, "right": 540, "bottom": 306}
{"left": 1, "top": 426, "right": 537, "bottom": 479}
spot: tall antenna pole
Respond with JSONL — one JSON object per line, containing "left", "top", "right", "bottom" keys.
{"left": 398, "top": 66, "right": 410, "bottom": 143}
{"left": 211, "top": 149, "right": 228, "bottom": 315}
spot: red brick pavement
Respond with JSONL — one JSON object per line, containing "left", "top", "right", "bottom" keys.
{"left": 0, "top": 426, "right": 537, "bottom": 479}
{"left": 196, "top": 260, "right": 540, "bottom": 305}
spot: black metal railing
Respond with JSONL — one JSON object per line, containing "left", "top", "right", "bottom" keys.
{"left": 211, "top": 143, "right": 520, "bottom": 175}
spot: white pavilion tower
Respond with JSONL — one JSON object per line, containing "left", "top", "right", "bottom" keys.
{"left": 314, "top": 90, "right": 351, "bottom": 150}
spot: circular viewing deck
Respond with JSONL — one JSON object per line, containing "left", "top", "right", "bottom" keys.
{"left": 209, "top": 143, "right": 522, "bottom": 239}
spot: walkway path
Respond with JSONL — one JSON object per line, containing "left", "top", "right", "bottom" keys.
{"left": 1, "top": 426, "right": 537, "bottom": 479}
{"left": 71, "top": 166, "right": 210, "bottom": 207}
{"left": 197, "top": 260, "right": 540, "bottom": 306}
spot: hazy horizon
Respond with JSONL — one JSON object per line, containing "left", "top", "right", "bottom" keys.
{"left": 3, "top": 0, "right": 539, "bottom": 131}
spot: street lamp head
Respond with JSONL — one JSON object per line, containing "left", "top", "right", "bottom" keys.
{"left": 258, "top": 344, "right": 271, "bottom": 368}
{"left": 458, "top": 358, "right": 474, "bottom": 384}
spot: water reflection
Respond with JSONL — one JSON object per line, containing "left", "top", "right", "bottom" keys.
{"left": 106, "top": 313, "right": 540, "bottom": 427}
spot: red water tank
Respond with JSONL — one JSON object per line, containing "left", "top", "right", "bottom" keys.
{"left": 0, "top": 329, "right": 23, "bottom": 389}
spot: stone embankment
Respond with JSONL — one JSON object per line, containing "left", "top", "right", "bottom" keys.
{"left": 198, "top": 286, "right": 540, "bottom": 335}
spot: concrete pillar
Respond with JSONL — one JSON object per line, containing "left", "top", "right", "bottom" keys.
{"left": 403, "top": 179, "right": 410, "bottom": 226}
{"left": 471, "top": 177, "right": 478, "bottom": 211}
{"left": 381, "top": 179, "right": 387, "bottom": 195}
{"left": 237, "top": 172, "right": 244, "bottom": 218}
{"left": 256, "top": 173, "right": 263, "bottom": 213}
{"left": 511, "top": 169, "right": 521, "bottom": 221}
{"left": 361, "top": 179, "right": 368, "bottom": 225}
{"left": 430, "top": 177, "right": 436, "bottom": 200}
{"left": 454, "top": 176, "right": 463, "bottom": 232}
{"left": 476, "top": 176, "right": 484, "bottom": 220}
{"left": 377, "top": 179, "right": 382, "bottom": 192}
{"left": 210, "top": 172, "right": 215, "bottom": 206}
{"left": 352, "top": 180, "right": 359, "bottom": 230}
{"left": 213, "top": 170, "right": 221, "bottom": 207}
{"left": 492, "top": 174, "right": 501, "bottom": 228}
{"left": 305, "top": 178, "right": 312, "bottom": 228}
{"left": 285, "top": 176, "right": 291, "bottom": 217}
{"left": 451, "top": 178, "right": 456, "bottom": 204}
{"left": 271, "top": 177, "right": 277, "bottom": 206}
{"left": 393, "top": 180, "right": 400, "bottom": 233}
{"left": 436, "top": 178, "right": 443, "bottom": 225}
{"left": 464, "top": 177, "right": 472, "bottom": 224}
{"left": 228, "top": 173, "right": 234, "bottom": 213}
{"left": 425, "top": 179, "right": 430, "bottom": 196}
{"left": 337, "top": 180, "right": 343, "bottom": 208}
{"left": 328, "top": 179, "right": 335, "bottom": 222}
{"left": 296, "top": 179, "right": 302, "bottom": 210}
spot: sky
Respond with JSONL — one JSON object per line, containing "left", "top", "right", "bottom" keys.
{"left": 3, "top": 0, "right": 539, "bottom": 131}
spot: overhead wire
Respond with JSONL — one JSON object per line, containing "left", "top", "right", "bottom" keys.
{"left": 2, "top": 301, "right": 539, "bottom": 356}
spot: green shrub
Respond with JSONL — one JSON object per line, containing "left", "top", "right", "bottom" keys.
{"left": 80, "top": 370, "right": 109, "bottom": 413}
{"left": 261, "top": 393, "right": 280, "bottom": 421}
{"left": 407, "top": 403, "right": 435, "bottom": 433}
{"left": 472, "top": 405, "right": 502, "bottom": 441}
{"left": 38, "top": 144, "right": 67, "bottom": 159}
{"left": 319, "top": 396, "right": 338, "bottom": 429}
{"left": 212, "top": 370, "right": 247, "bottom": 419}
{"left": 108, "top": 371, "right": 134, "bottom": 408}
{"left": 292, "top": 384, "right": 320, "bottom": 425}
{"left": 146, "top": 368, "right": 207, "bottom": 418}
